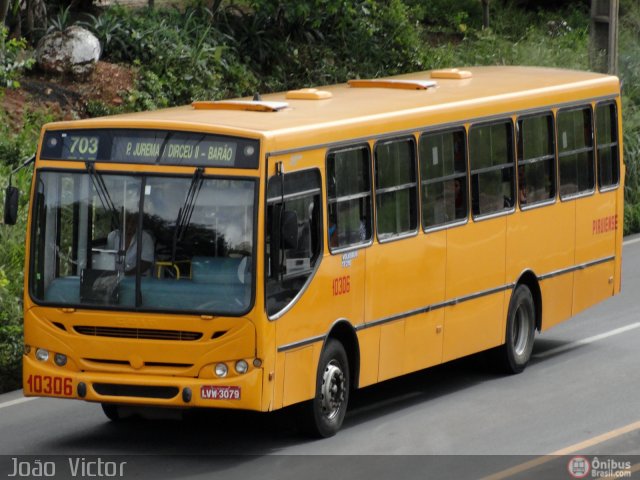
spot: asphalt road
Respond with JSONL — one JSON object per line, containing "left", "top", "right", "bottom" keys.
{"left": 1, "top": 238, "right": 639, "bottom": 479}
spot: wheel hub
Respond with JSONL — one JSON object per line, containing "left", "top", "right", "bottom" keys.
{"left": 320, "top": 361, "right": 345, "bottom": 420}
{"left": 513, "top": 305, "right": 532, "bottom": 357}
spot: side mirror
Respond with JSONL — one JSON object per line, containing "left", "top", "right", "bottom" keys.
{"left": 281, "top": 210, "right": 298, "bottom": 249}
{"left": 4, "top": 186, "right": 19, "bottom": 225}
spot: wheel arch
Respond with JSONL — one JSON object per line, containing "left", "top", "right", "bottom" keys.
{"left": 515, "top": 270, "right": 542, "bottom": 332}
{"left": 325, "top": 320, "right": 361, "bottom": 390}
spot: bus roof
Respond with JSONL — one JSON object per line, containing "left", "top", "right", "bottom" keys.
{"left": 51, "top": 66, "right": 619, "bottom": 149}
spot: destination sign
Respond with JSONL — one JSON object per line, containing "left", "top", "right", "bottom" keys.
{"left": 61, "top": 134, "right": 100, "bottom": 161}
{"left": 40, "top": 129, "right": 259, "bottom": 169}
{"left": 111, "top": 136, "right": 237, "bottom": 165}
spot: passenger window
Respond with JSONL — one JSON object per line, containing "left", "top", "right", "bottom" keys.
{"left": 326, "top": 146, "right": 373, "bottom": 250}
{"left": 419, "top": 128, "right": 467, "bottom": 228}
{"left": 266, "top": 169, "right": 322, "bottom": 316}
{"left": 469, "top": 121, "right": 515, "bottom": 217}
{"left": 517, "top": 113, "right": 556, "bottom": 207}
{"left": 374, "top": 138, "right": 418, "bottom": 239}
{"left": 596, "top": 102, "right": 620, "bottom": 189}
{"left": 557, "top": 107, "right": 595, "bottom": 197}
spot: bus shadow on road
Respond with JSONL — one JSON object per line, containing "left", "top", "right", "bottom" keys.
{"left": 49, "top": 355, "right": 501, "bottom": 454}
{"left": 52, "top": 342, "right": 579, "bottom": 455}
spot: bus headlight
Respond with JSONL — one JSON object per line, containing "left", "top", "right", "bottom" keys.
{"left": 235, "top": 360, "right": 248, "bottom": 374}
{"left": 35, "top": 348, "right": 49, "bottom": 362}
{"left": 214, "top": 363, "right": 228, "bottom": 378}
{"left": 54, "top": 353, "right": 67, "bottom": 367}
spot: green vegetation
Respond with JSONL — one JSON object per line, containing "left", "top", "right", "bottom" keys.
{"left": 0, "top": 26, "right": 33, "bottom": 88}
{"left": 0, "top": 0, "right": 639, "bottom": 392}
{"left": 0, "top": 107, "right": 52, "bottom": 392}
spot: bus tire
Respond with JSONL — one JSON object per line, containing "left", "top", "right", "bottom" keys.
{"left": 498, "top": 284, "right": 536, "bottom": 374}
{"left": 304, "top": 338, "right": 350, "bottom": 438}
{"left": 101, "top": 403, "right": 121, "bottom": 421}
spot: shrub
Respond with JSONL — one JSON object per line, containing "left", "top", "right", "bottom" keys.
{"left": 81, "top": 5, "right": 258, "bottom": 109}
{"left": 0, "top": 107, "right": 51, "bottom": 394}
{"left": 0, "top": 165, "right": 31, "bottom": 394}
{"left": 0, "top": 27, "right": 34, "bottom": 88}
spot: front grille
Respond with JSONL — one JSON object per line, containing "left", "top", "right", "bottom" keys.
{"left": 145, "top": 362, "right": 193, "bottom": 368}
{"left": 74, "top": 326, "right": 202, "bottom": 341}
{"left": 93, "top": 383, "right": 179, "bottom": 399}
{"left": 84, "top": 358, "right": 193, "bottom": 369}
{"left": 85, "top": 358, "right": 129, "bottom": 366}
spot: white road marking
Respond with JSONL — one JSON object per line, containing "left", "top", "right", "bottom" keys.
{"left": 623, "top": 236, "right": 640, "bottom": 246}
{"left": 534, "top": 322, "right": 640, "bottom": 359}
{"left": 0, "top": 396, "right": 37, "bottom": 410}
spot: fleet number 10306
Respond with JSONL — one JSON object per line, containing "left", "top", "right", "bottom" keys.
{"left": 26, "top": 375, "right": 73, "bottom": 396}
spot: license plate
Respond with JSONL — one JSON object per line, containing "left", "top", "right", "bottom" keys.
{"left": 200, "top": 385, "right": 241, "bottom": 400}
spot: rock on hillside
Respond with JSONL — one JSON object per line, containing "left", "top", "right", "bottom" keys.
{"left": 35, "top": 26, "right": 101, "bottom": 78}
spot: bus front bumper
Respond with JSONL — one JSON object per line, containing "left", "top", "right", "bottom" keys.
{"left": 22, "top": 355, "right": 264, "bottom": 411}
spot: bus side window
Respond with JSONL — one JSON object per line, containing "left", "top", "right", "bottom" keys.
{"left": 557, "top": 106, "right": 595, "bottom": 198}
{"left": 596, "top": 102, "right": 620, "bottom": 190}
{"left": 374, "top": 138, "right": 418, "bottom": 240}
{"left": 326, "top": 146, "right": 373, "bottom": 250}
{"left": 420, "top": 128, "right": 467, "bottom": 228}
{"left": 266, "top": 169, "right": 322, "bottom": 316}
{"left": 469, "top": 120, "right": 515, "bottom": 217}
{"left": 517, "top": 113, "right": 556, "bottom": 207}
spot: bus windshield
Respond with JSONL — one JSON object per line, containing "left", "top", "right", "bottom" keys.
{"left": 30, "top": 171, "right": 256, "bottom": 315}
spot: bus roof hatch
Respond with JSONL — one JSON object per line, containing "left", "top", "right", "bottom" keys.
{"left": 430, "top": 68, "right": 473, "bottom": 79}
{"left": 347, "top": 79, "right": 437, "bottom": 90}
{"left": 192, "top": 100, "right": 289, "bottom": 112}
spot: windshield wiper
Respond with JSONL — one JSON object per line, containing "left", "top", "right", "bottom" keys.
{"left": 172, "top": 167, "right": 204, "bottom": 261}
{"left": 85, "top": 162, "right": 120, "bottom": 231}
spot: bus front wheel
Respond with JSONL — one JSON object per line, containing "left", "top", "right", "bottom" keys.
{"left": 304, "top": 338, "right": 350, "bottom": 438}
{"left": 498, "top": 284, "right": 536, "bottom": 374}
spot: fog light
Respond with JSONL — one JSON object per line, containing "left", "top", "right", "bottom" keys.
{"left": 24, "top": 345, "right": 31, "bottom": 355}
{"left": 235, "top": 360, "right": 248, "bottom": 374}
{"left": 215, "top": 363, "right": 228, "bottom": 378}
{"left": 253, "top": 358, "right": 262, "bottom": 368}
{"left": 54, "top": 353, "right": 67, "bottom": 367}
{"left": 35, "top": 348, "right": 49, "bottom": 362}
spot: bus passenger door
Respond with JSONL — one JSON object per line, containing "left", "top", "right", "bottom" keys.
{"left": 265, "top": 156, "right": 328, "bottom": 409}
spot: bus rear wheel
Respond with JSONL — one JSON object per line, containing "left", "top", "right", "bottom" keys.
{"left": 498, "top": 284, "right": 536, "bottom": 374}
{"left": 303, "top": 338, "right": 350, "bottom": 438}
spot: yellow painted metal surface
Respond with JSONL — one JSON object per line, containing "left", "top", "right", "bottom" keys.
{"left": 443, "top": 217, "right": 506, "bottom": 361}
{"left": 365, "top": 231, "right": 446, "bottom": 381}
{"left": 282, "top": 346, "right": 317, "bottom": 407}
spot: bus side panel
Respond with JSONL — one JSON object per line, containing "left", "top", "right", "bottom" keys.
{"left": 443, "top": 217, "right": 506, "bottom": 362}
{"left": 444, "top": 294, "right": 504, "bottom": 362}
{"left": 506, "top": 200, "right": 576, "bottom": 331}
{"left": 540, "top": 200, "right": 577, "bottom": 330}
{"left": 282, "top": 345, "right": 319, "bottom": 407}
{"left": 378, "top": 321, "right": 405, "bottom": 381}
{"left": 404, "top": 310, "right": 444, "bottom": 374}
{"left": 573, "top": 191, "right": 617, "bottom": 316}
{"left": 539, "top": 275, "right": 574, "bottom": 331}
{"left": 357, "top": 328, "right": 380, "bottom": 388}
{"left": 364, "top": 232, "right": 446, "bottom": 382}
{"left": 273, "top": 250, "right": 364, "bottom": 409}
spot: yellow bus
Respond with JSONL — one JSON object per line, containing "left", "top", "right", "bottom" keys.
{"left": 9, "top": 66, "right": 623, "bottom": 437}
